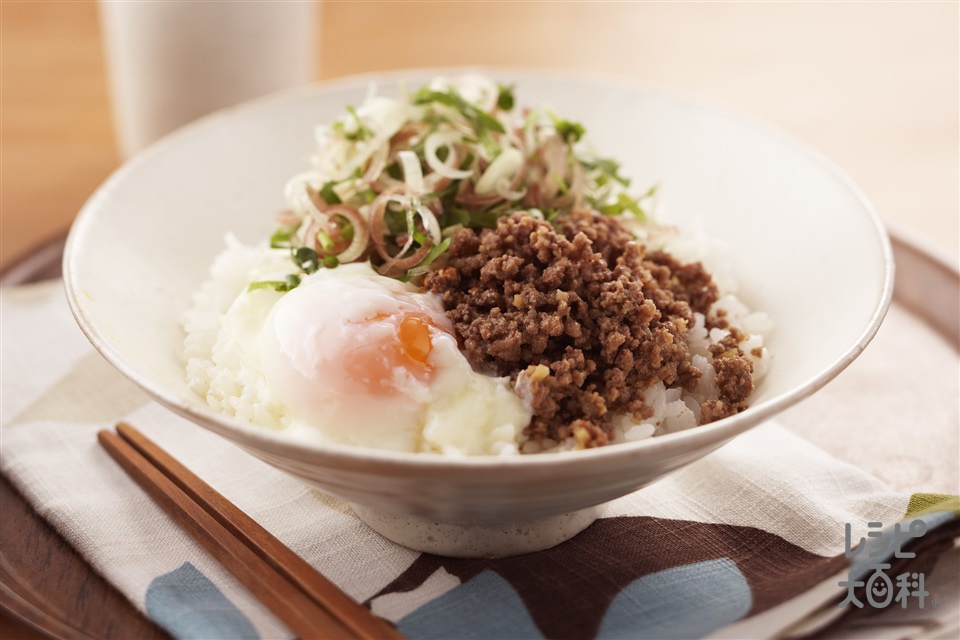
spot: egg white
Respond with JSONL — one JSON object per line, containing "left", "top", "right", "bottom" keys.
{"left": 186, "top": 244, "right": 531, "bottom": 456}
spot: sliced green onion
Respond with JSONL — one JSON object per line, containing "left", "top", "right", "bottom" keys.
{"left": 413, "top": 87, "right": 506, "bottom": 135}
{"left": 496, "top": 84, "right": 515, "bottom": 111}
{"left": 248, "top": 273, "right": 301, "bottom": 292}
{"left": 319, "top": 181, "right": 342, "bottom": 204}
{"left": 316, "top": 230, "right": 335, "bottom": 253}
{"left": 270, "top": 225, "right": 298, "bottom": 248}
{"left": 294, "top": 247, "right": 320, "bottom": 273}
{"left": 555, "top": 119, "right": 585, "bottom": 144}
{"left": 406, "top": 237, "right": 452, "bottom": 277}
{"left": 582, "top": 156, "right": 631, "bottom": 187}
{"left": 598, "top": 192, "right": 645, "bottom": 219}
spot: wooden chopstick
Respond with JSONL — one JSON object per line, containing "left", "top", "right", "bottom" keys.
{"left": 112, "top": 422, "right": 402, "bottom": 639}
{"left": 98, "top": 423, "right": 405, "bottom": 640}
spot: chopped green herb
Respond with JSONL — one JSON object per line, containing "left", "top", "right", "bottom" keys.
{"left": 316, "top": 230, "right": 335, "bottom": 253}
{"left": 582, "top": 156, "right": 631, "bottom": 187}
{"left": 247, "top": 273, "right": 301, "bottom": 292}
{"left": 452, "top": 207, "right": 510, "bottom": 229}
{"left": 267, "top": 78, "right": 659, "bottom": 284}
{"left": 383, "top": 206, "right": 409, "bottom": 235}
{"left": 477, "top": 128, "right": 502, "bottom": 157}
{"left": 319, "top": 181, "right": 342, "bottom": 204}
{"left": 552, "top": 173, "right": 569, "bottom": 194}
{"left": 422, "top": 112, "right": 451, "bottom": 127}
{"left": 447, "top": 208, "right": 471, "bottom": 228}
{"left": 406, "top": 237, "right": 452, "bottom": 277}
{"left": 598, "top": 192, "right": 646, "bottom": 219}
{"left": 555, "top": 119, "right": 585, "bottom": 144}
{"left": 333, "top": 105, "right": 374, "bottom": 141}
{"left": 423, "top": 179, "right": 461, "bottom": 203}
{"left": 496, "top": 84, "right": 515, "bottom": 111}
{"left": 441, "top": 223, "right": 465, "bottom": 238}
{"left": 386, "top": 162, "right": 403, "bottom": 181}
{"left": 270, "top": 225, "right": 298, "bottom": 248}
{"left": 294, "top": 247, "right": 320, "bottom": 273}
{"left": 247, "top": 280, "right": 282, "bottom": 292}
{"left": 413, "top": 87, "right": 505, "bottom": 135}
{"left": 339, "top": 221, "right": 355, "bottom": 243}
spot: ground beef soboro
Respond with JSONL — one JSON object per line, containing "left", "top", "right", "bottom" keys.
{"left": 424, "top": 210, "right": 747, "bottom": 447}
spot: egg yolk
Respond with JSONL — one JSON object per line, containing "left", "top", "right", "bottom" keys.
{"left": 343, "top": 313, "right": 438, "bottom": 396}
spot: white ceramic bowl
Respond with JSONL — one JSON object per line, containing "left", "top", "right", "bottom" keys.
{"left": 64, "top": 69, "right": 894, "bottom": 557}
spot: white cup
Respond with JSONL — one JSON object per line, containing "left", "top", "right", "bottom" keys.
{"left": 99, "top": 1, "right": 317, "bottom": 158}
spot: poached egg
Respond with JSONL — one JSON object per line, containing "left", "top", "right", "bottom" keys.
{"left": 256, "top": 262, "right": 531, "bottom": 455}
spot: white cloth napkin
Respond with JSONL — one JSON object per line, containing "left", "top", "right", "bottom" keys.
{"left": 2, "top": 281, "right": 957, "bottom": 639}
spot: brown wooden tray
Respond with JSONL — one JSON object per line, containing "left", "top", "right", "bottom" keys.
{"left": 1, "top": 231, "right": 956, "bottom": 639}
{"left": 0, "top": 477, "right": 168, "bottom": 640}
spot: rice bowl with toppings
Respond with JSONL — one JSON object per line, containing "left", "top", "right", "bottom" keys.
{"left": 64, "top": 69, "right": 893, "bottom": 555}
{"left": 181, "top": 75, "right": 773, "bottom": 456}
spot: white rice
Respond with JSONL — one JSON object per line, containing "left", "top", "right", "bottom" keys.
{"left": 183, "top": 226, "right": 773, "bottom": 454}
{"left": 604, "top": 224, "right": 774, "bottom": 445}
{"left": 182, "top": 235, "right": 292, "bottom": 430}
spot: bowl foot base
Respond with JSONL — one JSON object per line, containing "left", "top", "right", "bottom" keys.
{"left": 350, "top": 503, "right": 604, "bottom": 558}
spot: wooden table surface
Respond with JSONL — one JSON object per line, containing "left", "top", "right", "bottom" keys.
{"left": 3, "top": 1, "right": 958, "bottom": 270}
{"left": 1, "top": 1, "right": 958, "bottom": 638}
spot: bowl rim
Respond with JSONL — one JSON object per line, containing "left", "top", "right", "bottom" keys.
{"left": 63, "top": 65, "right": 896, "bottom": 472}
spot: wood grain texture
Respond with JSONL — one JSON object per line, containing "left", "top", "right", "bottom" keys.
{"left": 97, "top": 430, "right": 357, "bottom": 640}
{"left": 112, "top": 422, "right": 404, "bottom": 640}
{"left": 0, "top": 475, "right": 169, "bottom": 640}
{"left": 1, "top": 0, "right": 119, "bottom": 270}
{"left": 110, "top": 422, "right": 403, "bottom": 640}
